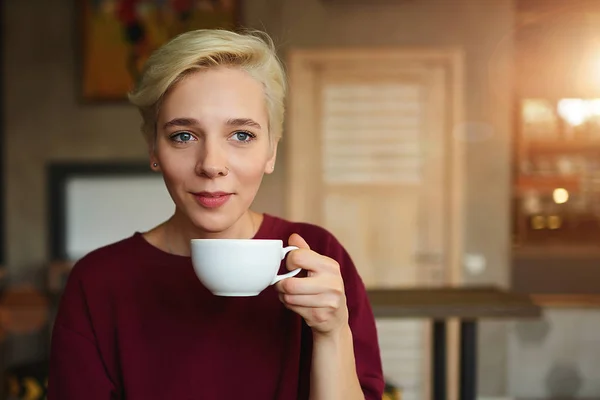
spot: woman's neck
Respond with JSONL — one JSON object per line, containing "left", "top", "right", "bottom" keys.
{"left": 162, "top": 210, "right": 263, "bottom": 256}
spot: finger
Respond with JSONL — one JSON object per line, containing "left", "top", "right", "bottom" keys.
{"left": 286, "top": 249, "right": 339, "bottom": 274}
{"left": 288, "top": 233, "right": 310, "bottom": 250}
{"left": 280, "top": 303, "right": 335, "bottom": 326}
{"left": 278, "top": 295, "right": 326, "bottom": 313}
{"left": 280, "top": 293, "right": 341, "bottom": 309}
{"left": 275, "top": 276, "right": 335, "bottom": 295}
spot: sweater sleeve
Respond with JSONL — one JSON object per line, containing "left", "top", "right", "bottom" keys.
{"left": 47, "top": 266, "right": 119, "bottom": 400}
{"left": 326, "top": 235, "right": 385, "bottom": 399}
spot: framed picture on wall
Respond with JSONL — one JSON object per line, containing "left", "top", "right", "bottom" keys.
{"left": 47, "top": 162, "right": 175, "bottom": 261}
{"left": 78, "top": 0, "right": 242, "bottom": 101}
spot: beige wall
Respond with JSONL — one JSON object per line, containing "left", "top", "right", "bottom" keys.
{"left": 3, "top": 0, "right": 515, "bottom": 395}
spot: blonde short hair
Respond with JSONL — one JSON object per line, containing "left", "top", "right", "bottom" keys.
{"left": 128, "top": 29, "right": 287, "bottom": 143}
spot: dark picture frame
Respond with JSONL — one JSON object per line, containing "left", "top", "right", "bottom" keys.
{"left": 47, "top": 161, "right": 160, "bottom": 261}
{"left": 77, "top": 0, "right": 243, "bottom": 102}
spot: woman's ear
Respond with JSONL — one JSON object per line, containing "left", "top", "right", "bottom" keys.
{"left": 149, "top": 146, "right": 160, "bottom": 171}
{"left": 265, "top": 139, "right": 279, "bottom": 175}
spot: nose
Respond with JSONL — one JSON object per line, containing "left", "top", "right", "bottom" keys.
{"left": 195, "top": 138, "right": 229, "bottom": 179}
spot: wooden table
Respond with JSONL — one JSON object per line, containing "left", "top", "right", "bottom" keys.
{"left": 367, "top": 286, "right": 542, "bottom": 400}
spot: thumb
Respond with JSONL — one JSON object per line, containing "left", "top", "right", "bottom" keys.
{"left": 288, "top": 233, "right": 310, "bottom": 250}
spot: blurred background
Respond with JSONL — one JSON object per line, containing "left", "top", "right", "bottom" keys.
{"left": 2, "top": 0, "right": 600, "bottom": 399}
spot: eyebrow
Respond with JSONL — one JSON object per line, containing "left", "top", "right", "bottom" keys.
{"left": 226, "top": 118, "right": 262, "bottom": 130}
{"left": 162, "top": 117, "right": 263, "bottom": 131}
{"left": 162, "top": 118, "right": 199, "bottom": 130}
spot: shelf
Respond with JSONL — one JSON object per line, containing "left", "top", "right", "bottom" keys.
{"left": 521, "top": 140, "right": 600, "bottom": 153}
{"left": 515, "top": 175, "right": 580, "bottom": 194}
{"left": 513, "top": 244, "right": 600, "bottom": 258}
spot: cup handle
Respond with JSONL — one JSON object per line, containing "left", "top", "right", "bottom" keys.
{"left": 270, "top": 245, "right": 301, "bottom": 285}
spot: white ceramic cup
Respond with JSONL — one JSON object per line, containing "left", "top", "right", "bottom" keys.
{"left": 190, "top": 239, "right": 301, "bottom": 297}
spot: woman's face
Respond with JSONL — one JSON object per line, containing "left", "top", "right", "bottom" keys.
{"left": 151, "top": 67, "right": 277, "bottom": 234}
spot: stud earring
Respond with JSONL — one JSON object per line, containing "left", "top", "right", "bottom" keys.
{"left": 153, "top": 162, "right": 158, "bottom": 167}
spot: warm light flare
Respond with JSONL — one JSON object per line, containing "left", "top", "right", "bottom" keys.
{"left": 557, "top": 98, "right": 600, "bottom": 127}
{"left": 553, "top": 188, "right": 569, "bottom": 204}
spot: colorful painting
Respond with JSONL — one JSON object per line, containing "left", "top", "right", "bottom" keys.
{"left": 80, "top": 0, "right": 240, "bottom": 101}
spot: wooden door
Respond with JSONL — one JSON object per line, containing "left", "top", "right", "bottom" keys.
{"left": 286, "top": 49, "right": 465, "bottom": 400}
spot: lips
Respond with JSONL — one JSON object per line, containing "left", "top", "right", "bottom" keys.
{"left": 193, "top": 191, "right": 233, "bottom": 209}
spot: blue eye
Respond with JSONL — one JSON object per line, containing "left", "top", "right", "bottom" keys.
{"left": 171, "top": 132, "right": 194, "bottom": 142}
{"left": 233, "top": 131, "right": 255, "bottom": 142}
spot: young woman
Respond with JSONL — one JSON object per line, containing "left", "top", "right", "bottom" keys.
{"left": 48, "top": 28, "right": 384, "bottom": 400}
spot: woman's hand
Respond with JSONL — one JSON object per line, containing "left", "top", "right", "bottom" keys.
{"left": 275, "top": 234, "right": 349, "bottom": 337}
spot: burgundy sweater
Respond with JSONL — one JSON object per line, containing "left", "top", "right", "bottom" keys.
{"left": 48, "top": 214, "right": 384, "bottom": 399}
